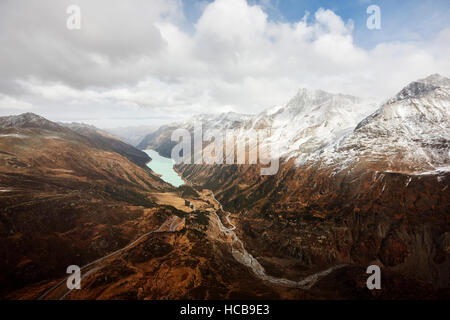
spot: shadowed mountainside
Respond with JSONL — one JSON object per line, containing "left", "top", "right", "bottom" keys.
{"left": 63, "top": 122, "right": 151, "bottom": 168}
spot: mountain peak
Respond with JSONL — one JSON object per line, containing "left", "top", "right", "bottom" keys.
{"left": 284, "top": 87, "right": 362, "bottom": 115}
{"left": 289, "top": 88, "right": 330, "bottom": 102}
{"left": 418, "top": 73, "right": 450, "bottom": 87}
{"left": 0, "top": 112, "right": 62, "bottom": 130}
{"left": 11, "top": 112, "right": 43, "bottom": 121}
{"left": 391, "top": 74, "right": 450, "bottom": 103}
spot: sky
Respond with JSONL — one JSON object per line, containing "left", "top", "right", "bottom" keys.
{"left": 0, "top": 0, "right": 449, "bottom": 128}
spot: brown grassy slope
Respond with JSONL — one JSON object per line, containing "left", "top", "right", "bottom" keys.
{"left": 0, "top": 115, "right": 175, "bottom": 297}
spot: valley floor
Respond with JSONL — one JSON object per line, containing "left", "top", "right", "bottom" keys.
{"left": 8, "top": 187, "right": 444, "bottom": 300}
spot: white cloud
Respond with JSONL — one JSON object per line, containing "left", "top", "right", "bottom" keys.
{"left": 0, "top": 94, "right": 33, "bottom": 112}
{"left": 0, "top": 0, "right": 449, "bottom": 127}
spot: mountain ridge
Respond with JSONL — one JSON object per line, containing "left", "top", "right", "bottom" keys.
{"left": 138, "top": 87, "right": 379, "bottom": 162}
{"left": 314, "top": 74, "right": 450, "bottom": 173}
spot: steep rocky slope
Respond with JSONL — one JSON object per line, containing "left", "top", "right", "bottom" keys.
{"left": 137, "top": 112, "right": 254, "bottom": 158}
{"left": 63, "top": 122, "right": 151, "bottom": 168}
{"left": 313, "top": 74, "right": 450, "bottom": 173}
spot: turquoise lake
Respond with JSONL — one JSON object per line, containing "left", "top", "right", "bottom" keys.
{"left": 144, "top": 150, "right": 185, "bottom": 187}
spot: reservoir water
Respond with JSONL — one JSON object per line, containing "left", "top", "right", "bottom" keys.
{"left": 144, "top": 150, "right": 185, "bottom": 187}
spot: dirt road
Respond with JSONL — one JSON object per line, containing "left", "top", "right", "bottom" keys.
{"left": 38, "top": 215, "right": 185, "bottom": 300}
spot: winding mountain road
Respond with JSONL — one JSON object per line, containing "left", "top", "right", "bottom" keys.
{"left": 38, "top": 215, "right": 185, "bottom": 300}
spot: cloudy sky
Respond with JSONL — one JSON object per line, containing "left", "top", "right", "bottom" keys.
{"left": 0, "top": 0, "right": 449, "bottom": 128}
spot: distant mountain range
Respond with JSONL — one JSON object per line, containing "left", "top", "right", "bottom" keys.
{"left": 138, "top": 88, "right": 379, "bottom": 162}
{"left": 105, "top": 125, "right": 159, "bottom": 147}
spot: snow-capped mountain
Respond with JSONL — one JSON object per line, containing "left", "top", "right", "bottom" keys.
{"left": 137, "top": 111, "right": 255, "bottom": 157}
{"left": 257, "top": 88, "right": 378, "bottom": 160}
{"left": 139, "top": 88, "right": 379, "bottom": 161}
{"left": 139, "top": 73, "right": 449, "bottom": 175}
{"left": 315, "top": 74, "right": 450, "bottom": 174}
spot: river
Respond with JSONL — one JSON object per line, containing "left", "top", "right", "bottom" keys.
{"left": 209, "top": 193, "right": 346, "bottom": 289}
